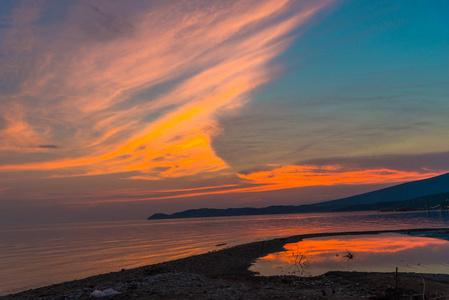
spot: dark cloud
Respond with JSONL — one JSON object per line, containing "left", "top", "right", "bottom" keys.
{"left": 297, "top": 151, "right": 449, "bottom": 173}
{"left": 39, "top": 144, "right": 58, "bottom": 149}
{"left": 238, "top": 165, "right": 278, "bottom": 175}
{"left": 153, "top": 166, "right": 171, "bottom": 172}
{"left": 81, "top": 3, "right": 134, "bottom": 41}
{"left": 0, "top": 116, "right": 6, "bottom": 130}
{"left": 135, "top": 145, "right": 146, "bottom": 151}
{"left": 153, "top": 155, "right": 173, "bottom": 162}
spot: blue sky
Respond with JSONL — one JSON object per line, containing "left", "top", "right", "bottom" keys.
{"left": 216, "top": 0, "right": 449, "bottom": 168}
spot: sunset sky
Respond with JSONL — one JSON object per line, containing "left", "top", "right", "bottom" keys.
{"left": 0, "top": 0, "right": 448, "bottom": 225}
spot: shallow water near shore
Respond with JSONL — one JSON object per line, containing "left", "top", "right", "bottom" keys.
{"left": 1, "top": 210, "right": 449, "bottom": 296}
{"left": 250, "top": 231, "right": 449, "bottom": 276}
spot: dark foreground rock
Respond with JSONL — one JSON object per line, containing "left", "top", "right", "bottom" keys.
{"left": 5, "top": 271, "right": 449, "bottom": 300}
{"left": 3, "top": 228, "right": 449, "bottom": 299}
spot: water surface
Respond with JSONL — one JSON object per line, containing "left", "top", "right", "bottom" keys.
{"left": 250, "top": 231, "right": 449, "bottom": 276}
{"left": 1, "top": 210, "right": 449, "bottom": 295}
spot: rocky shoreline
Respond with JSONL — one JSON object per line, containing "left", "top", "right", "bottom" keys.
{"left": 3, "top": 228, "right": 449, "bottom": 299}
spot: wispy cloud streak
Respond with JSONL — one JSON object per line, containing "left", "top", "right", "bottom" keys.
{"left": 0, "top": 0, "right": 332, "bottom": 182}
{"left": 61, "top": 165, "right": 444, "bottom": 205}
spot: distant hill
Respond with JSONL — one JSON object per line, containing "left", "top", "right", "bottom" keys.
{"left": 148, "top": 205, "right": 312, "bottom": 220}
{"left": 336, "top": 191, "right": 449, "bottom": 212}
{"left": 148, "top": 172, "right": 449, "bottom": 220}
{"left": 307, "top": 172, "right": 449, "bottom": 210}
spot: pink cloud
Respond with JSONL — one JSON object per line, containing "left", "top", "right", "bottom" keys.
{"left": 0, "top": 0, "right": 333, "bottom": 182}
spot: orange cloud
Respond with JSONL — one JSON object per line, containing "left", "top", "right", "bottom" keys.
{"left": 237, "top": 165, "right": 445, "bottom": 191}
{"left": 0, "top": 0, "right": 333, "bottom": 182}
{"left": 0, "top": 102, "right": 48, "bottom": 152}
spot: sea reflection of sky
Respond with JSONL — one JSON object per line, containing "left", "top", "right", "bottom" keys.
{"left": 250, "top": 231, "right": 449, "bottom": 277}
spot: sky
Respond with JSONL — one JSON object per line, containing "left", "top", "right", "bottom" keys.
{"left": 0, "top": 0, "right": 448, "bottom": 225}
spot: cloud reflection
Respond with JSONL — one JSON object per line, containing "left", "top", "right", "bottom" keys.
{"left": 253, "top": 233, "right": 449, "bottom": 276}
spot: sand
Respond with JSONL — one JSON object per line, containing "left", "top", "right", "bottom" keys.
{"left": 3, "top": 228, "right": 449, "bottom": 299}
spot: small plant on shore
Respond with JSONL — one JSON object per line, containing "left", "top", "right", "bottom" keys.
{"left": 343, "top": 250, "right": 354, "bottom": 260}
{"left": 287, "top": 246, "right": 311, "bottom": 276}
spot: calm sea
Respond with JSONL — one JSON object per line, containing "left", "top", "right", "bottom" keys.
{"left": 1, "top": 210, "right": 449, "bottom": 296}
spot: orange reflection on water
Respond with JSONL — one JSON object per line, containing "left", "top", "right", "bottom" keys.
{"left": 268, "top": 234, "right": 447, "bottom": 264}
{"left": 252, "top": 232, "right": 449, "bottom": 276}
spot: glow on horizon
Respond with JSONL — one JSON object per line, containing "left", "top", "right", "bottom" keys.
{"left": 63, "top": 166, "right": 443, "bottom": 205}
